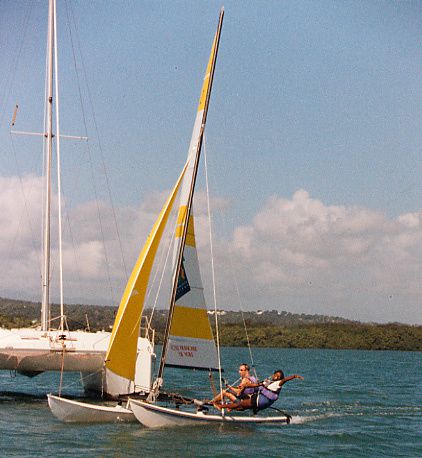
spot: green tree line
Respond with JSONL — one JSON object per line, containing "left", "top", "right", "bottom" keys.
{"left": 1, "top": 297, "right": 421, "bottom": 351}
{"left": 217, "top": 323, "right": 422, "bottom": 351}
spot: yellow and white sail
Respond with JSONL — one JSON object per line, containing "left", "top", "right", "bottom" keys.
{"left": 164, "top": 10, "right": 224, "bottom": 371}
{"left": 166, "top": 209, "right": 218, "bottom": 370}
{"left": 105, "top": 163, "right": 187, "bottom": 381}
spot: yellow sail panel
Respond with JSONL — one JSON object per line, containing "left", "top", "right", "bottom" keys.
{"left": 176, "top": 206, "right": 188, "bottom": 225}
{"left": 175, "top": 211, "right": 196, "bottom": 247}
{"left": 170, "top": 305, "right": 213, "bottom": 340}
{"left": 197, "top": 31, "right": 218, "bottom": 112}
{"left": 105, "top": 162, "right": 188, "bottom": 380}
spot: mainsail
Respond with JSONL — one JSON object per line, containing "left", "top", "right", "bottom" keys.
{"left": 158, "top": 9, "right": 224, "bottom": 375}
{"left": 105, "top": 162, "right": 188, "bottom": 380}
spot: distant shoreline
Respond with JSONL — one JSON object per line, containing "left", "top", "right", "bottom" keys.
{"left": 217, "top": 323, "right": 422, "bottom": 351}
{"left": 1, "top": 297, "right": 420, "bottom": 351}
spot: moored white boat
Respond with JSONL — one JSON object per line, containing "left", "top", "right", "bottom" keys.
{"left": 0, "top": 0, "right": 155, "bottom": 398}
{"left": 47, "top": 394, "right": 136, "bottom": 423}
{"left": 129, "top": 399, "right": 290, "bottom": 428}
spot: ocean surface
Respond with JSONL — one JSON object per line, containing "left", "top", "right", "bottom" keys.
{"left": 0, "top": 348, "right": 420, "bottom": 457}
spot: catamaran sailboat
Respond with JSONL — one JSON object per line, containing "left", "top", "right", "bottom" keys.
{"left": 129, "top": 8, "right": 291, "bottom": 427}
{"left": 0, "top": 0, "right": 154, "bottom": 398}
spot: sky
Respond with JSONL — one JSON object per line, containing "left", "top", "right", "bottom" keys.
{"left": 1, "top": 1, "right": 422, "bottom": 324}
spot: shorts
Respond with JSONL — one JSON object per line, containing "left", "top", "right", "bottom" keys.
{"left": 251, "top": 392, "right": 274, "bottom": 414}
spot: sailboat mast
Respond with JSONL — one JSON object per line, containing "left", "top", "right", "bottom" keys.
{"left": 157, "top": 8, "right": 224, "bottom": 381}
{"left": 41, "top": 0, "right": 55, "bottom": 332}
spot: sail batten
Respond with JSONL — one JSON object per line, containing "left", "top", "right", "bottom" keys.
{"left": 105, "top": 162, "right": 188, "bottom": 380}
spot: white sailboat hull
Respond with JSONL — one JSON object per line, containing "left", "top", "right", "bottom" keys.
{"left": 129, "top": 399, "right": 290, "bottom": 428}
{"left": 0, "top": 328, "right": 154, "bottom": 397}
{"left": 0, "top": 328, "right": 109, "bottom": 372}
{"left": 47, "top": 394, "right": 136, "bottom": 423}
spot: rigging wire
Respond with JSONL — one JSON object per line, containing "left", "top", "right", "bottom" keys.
{"left": 203, "top": 134, "right": 224, "bottom": 400}
{"left": 127, "top": 209, "right": 177, "bottom": 339}
{"left": 0, "top": 4, "right": 33, "bottom": 129}
{"left": 65, "top": 0, "right": 129, "bottom": 284}
{"left": 146, "top": 215, "right": 177, "bottom": 330}
{"left": 6, "top": 138, "right": 43, "bottom": 279}
{"left": 203, "top": 136, "right": 258, "bottom": 380}
{"left": 63, "top": 1, "right": 117, "bottom": 305}
{"left": 0, "top": 3, "right": 44, "bottom": 299}
{"left": 61, "top": 194, "right": 83, "bottom": 292}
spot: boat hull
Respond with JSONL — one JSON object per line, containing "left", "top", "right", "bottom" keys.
{"left": 0, "top": 328, "right": 154, "bottom": 398}
{"left": 129, "top": 399, "right": 290, "bottom": 428}
{"left": 47, "top": 394, "right": 136, "bottom": 423}
{"left": 0, "top": 328, "right": 108, "bottom": 372}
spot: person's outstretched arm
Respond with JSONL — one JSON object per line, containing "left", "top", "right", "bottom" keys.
{"left": 279, "top": 374, "right": 304, "bottom": 387}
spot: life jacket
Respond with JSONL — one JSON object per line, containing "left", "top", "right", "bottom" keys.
{"left": 242, "top": 376, "right": 258, "bottom": 396}
{"left": 259, "top": 379, "right": 282, "bottom": 402}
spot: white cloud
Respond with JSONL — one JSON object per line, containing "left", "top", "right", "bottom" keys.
{"left": 1, "top": 176, "right": 421, "bottom": 324}
{"left": 206, "top": 190, "right": 422, "bottom": 324}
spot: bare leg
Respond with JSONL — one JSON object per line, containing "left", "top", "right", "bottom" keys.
{"left": 210, "top": 389, "right": 237, "bottom": 404}
{"left": 214, "top": 398, "right": 253, "bottom": 412}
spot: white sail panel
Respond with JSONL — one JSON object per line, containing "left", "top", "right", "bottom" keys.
{"left": 166, "top": 336, "right": 219, "bottom": 371}
{"left": 166, "top": 212, "right": 219, "bottom": 370}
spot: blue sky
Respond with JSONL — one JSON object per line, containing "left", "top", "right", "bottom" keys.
{"left": 1, "top": 1, "right": 422, "bottom": 324}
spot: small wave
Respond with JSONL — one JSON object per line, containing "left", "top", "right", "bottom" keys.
{"left": 290, "top": 412, "right": 341, "bottom": 424}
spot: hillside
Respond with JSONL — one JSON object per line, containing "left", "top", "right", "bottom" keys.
{"left": 0, "top": 297, "right": 420, "bottom": 351}
{"left": 0, "top": 297, "right": 353, "bottom": 331}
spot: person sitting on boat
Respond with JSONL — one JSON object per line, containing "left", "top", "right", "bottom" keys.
{"left": 214, "top": 369, "right": 304, "bottom": 413}
{"left": 210, "top": 363, "right": 258, "bottom": 405}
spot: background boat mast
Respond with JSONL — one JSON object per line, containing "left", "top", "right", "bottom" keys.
{"left": 41, "top": 0, "right": 55, "bottom": 332}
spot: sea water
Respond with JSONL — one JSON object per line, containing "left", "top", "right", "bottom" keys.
{"left": 0, "top": 348, "right": 420, "bottom": 457}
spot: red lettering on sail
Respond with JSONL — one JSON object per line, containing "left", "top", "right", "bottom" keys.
{"left": 170, "top": 344, "right": 198, "bottom": 357}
